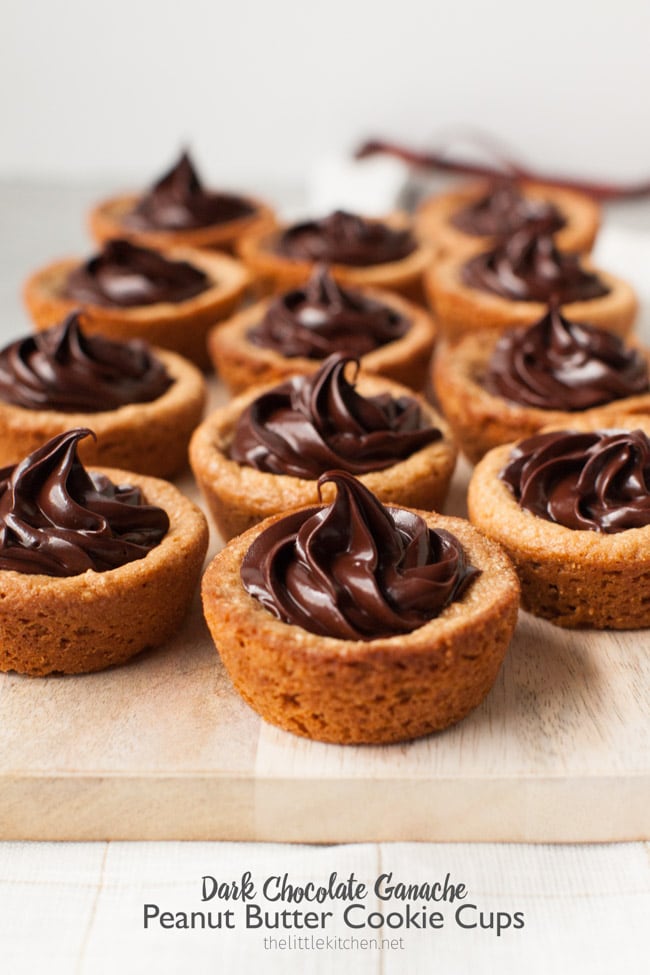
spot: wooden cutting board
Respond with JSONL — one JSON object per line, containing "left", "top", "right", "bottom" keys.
{"left": 1, "top": 382, "right": 648, "bottom": 843}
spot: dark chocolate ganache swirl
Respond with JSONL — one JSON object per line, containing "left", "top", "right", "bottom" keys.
{"left": 66, "top": 239, "right": 209, "bottom": 307}
{"left": 124, "top": 151, "right": 255, "bottom": 230}
{"left": 451, "top": 180, "right": 565, "bottom": 238}
{"left": 0, "top": 312, "right": 173, "bottom": 413}
{"left": 248, "top": 266, "right": 409, "bottom": 359}
{"left": 240, "top": 470, "right": 479, "bottom": 640}
{"left": 462, "top": 220, "right": 609, "bottom": 303}
{"left": 484, "top": 304, "right": 648, "bottom": 411}
{"left": 274, "top": 210, "right": 416, "bottom": 266}
{"left": 501, "top": 429, "right": 650, "bottom": 533}
{"left": 0, "top": 428, "right": 169, "bottom": 576}
{"left": 229, "top": 353, "right": 441, "bottom": 478}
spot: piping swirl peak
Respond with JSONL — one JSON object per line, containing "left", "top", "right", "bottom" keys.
{"left": 241, "top": 470, "right": 479, "bottom": 640}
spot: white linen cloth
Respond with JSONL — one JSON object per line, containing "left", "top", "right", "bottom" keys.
{"left": 0, "top": 841, "right": 648, "bottom": 974}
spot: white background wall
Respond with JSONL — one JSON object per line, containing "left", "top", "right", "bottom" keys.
{"left": 2, "top": 0, "right": 650, "bottom": 188}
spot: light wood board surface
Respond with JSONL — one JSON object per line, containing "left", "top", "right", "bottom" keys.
{"left": 1, "top": 385, "right": 648, "bottom": 842}
{"left": 0, "top": 198, "right": 649, "bottom": 843}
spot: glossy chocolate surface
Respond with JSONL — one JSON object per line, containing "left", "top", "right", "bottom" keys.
{"left": 275, "top": 210, "right": 416, "bottom": 267}
{"left": 484, "top": 304, "right": 648, "bottom": 411}
{"left": 241, "top": 470, "right": 479, "bottom": 640}
{"left": 451, "top": 180, "right": 565, "bottom": 237}
{"left": 125, "top": 151, "right": 254, "bottom": 230}
{"left": 462, "top": 221, "right": 609, "bottom": 303}
{"left": 248, "top": 266, "right": 409, "bottom": 359}
{"left": 501, "top": 429, "right": 650, "bottom": 532}
{"left": 0, "top": 313, "right": 172, "bottom": 413}
{"left": 0, "top": 429, "right": 169, "bottom": 576}
{"left": 66, "top": 239, "right": 209, "bottom": 307}
{"left": 230, "top": 353, "right": 441, "bottom": 477}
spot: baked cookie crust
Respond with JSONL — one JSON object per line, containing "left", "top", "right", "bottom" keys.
{"left": 208, "top": 289, "right": 437, "bottom": 394}
{"left": 24, "top": 246, "right": 250, "bottom": 369}
{"left": 89, "top": 191, "right": 276, "bottom": 255}
{"left": 190, "top": 372, "right": 457, "bottom": 540}
{"left": 468, "top": 418, "right": 650, "bottom": 628}
{"left": 433, "top": 332, "right": 650, "bottom": 463}
{"left": 0, "top": 348, "right": 206, "bottom": 478}
{"left": 425, "top": 260, "right": 636, "bottom": 342}
{"left": 417, "top": 179, "right": 600, "bottom": 257}
{"left": 0, "top": 469, "right": 208, "bottom": 675}
{"left": 202, "top": 511, "right": 519, "bottom": 744}
{"left": 237, "top": 214, "right": 433, "bottom": 302}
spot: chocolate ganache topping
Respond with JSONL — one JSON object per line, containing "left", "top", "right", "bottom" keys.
{"left": 240, "top": 470, "right": 479, "bottom": 640}
{"left": 229, "top": 354, "right": 441, "bottom": 478}
{"left": 451, "top": 180, "right": 565, "bottom": 238}
{"left": 0, "top": 429, "right": 169, "bottom": 576}
{"left": 484, "top": 303, "right": 648, "bottom": 411}
{"left": 248, "top": 266, "right": 409, "bottom": 359}
{"left": 66, "top": 239, "right": 209, "bottom": 307}
{"left": 275, "top": 210, "right": 417, "bottom": 266}
{"left": 501, "top": 429, "right": 650, "bottom": 533}
{"left": 0, "top": 312, "right": 172, "bottom": 413}
{"left": 461, "top": 219, "right": 609, "bottom": 303}
{"left": 124, "top": 151, "right": 254, "bottom": 231}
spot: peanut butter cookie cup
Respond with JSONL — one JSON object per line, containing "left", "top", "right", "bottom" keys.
{"left": 237, "top": 209, "right": 432, "bottom": 301}
{"left": 208, "top": 266, "right": 436, "bottom": 393}
{"left": 24, "top": 239, "right": 249, "bottom": 369}
{"left": 433, "top": 303, "right": 650, "bottom": 462}
{"left": 0, "top": 429, "right": 208, "bottom": 675}
{"left": 468, "top": 420, "right": 650, "bottom": 628}
{"left": 202, "top": 472, "right": 519, "bottom": 744}
{"left": 190, "top": 354, "right": 457, "bottom": 539}
{"left": 89, "top": 151, "right": 275, "bottom": 254}
{"left": 417, "top": 178, "right": 600, "bottom": 256}
{"left": 0, "top": 313, "right": 206, "bottom": 477}
{"left": 425, "top": 220, "right": 636, "bottom": 341}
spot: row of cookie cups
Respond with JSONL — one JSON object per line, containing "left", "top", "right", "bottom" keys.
{"left": 0, "top": 417, "right": 519, "bottom": 749}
